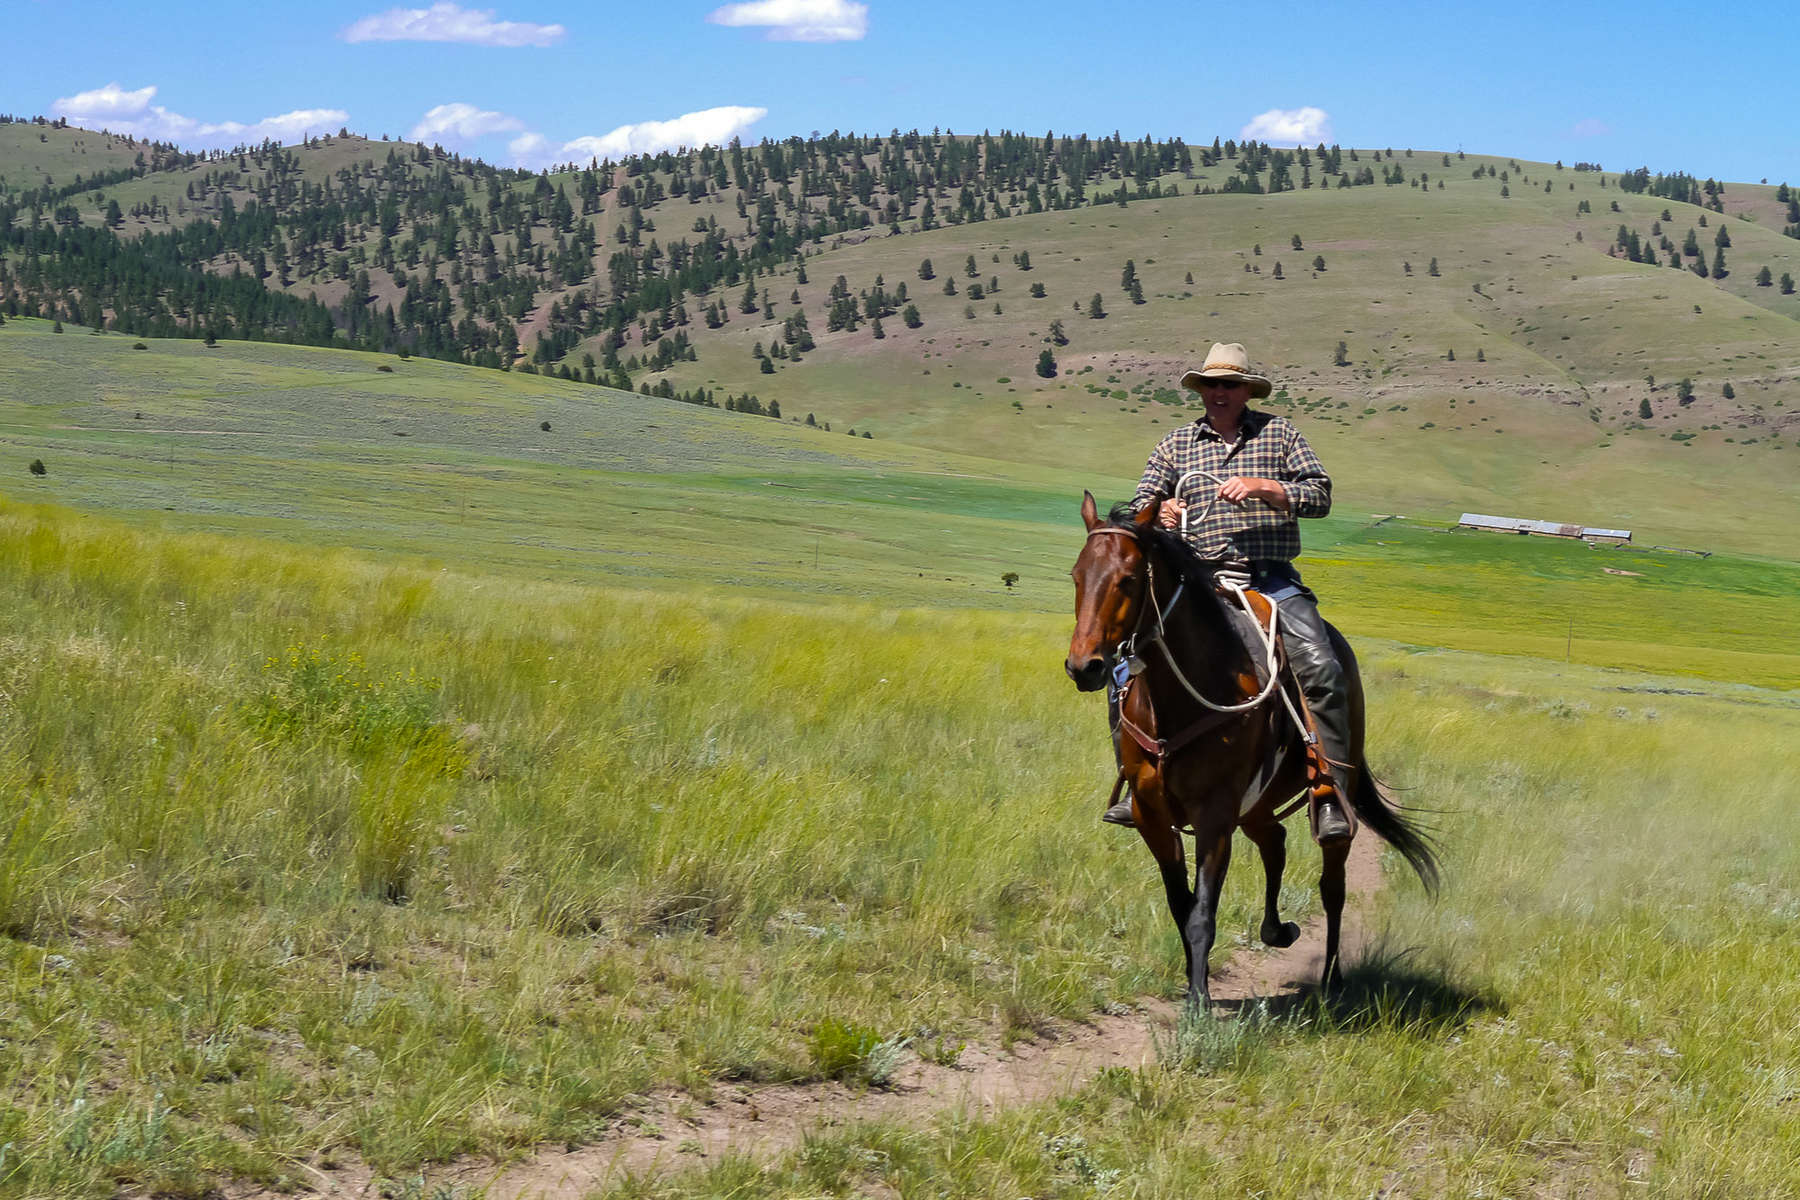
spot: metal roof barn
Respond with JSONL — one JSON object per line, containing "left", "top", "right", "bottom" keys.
{"left": 1458, "top": 513, "right": 1632, "bottom": 542}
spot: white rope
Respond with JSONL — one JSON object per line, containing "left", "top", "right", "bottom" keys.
{"left": 1081, "top": 517, "right": 1312, "bottom": 736}
{"left": 1137, "top": 473, "right": 1314, "bottom": 737}
{"left": 1173, "top": 468, "right": 1232, "bottom": 537}
{"left": 1140, "top": 571, "right": 1286, "bottom": 715}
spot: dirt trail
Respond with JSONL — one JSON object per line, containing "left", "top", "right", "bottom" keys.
{"left": 243, "top": 834, "right": 1381, "bottom": 1200}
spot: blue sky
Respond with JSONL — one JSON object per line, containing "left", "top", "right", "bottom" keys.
{"left": 10, "top": 0, "right": 1795, "bottom": 183}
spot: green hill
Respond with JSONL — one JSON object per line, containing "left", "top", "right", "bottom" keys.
{"left": 5, "top": 118, "right": 1800, "bottom": 553}
{"left": 4, "top": 121, "right": 1798, "bottom": 555}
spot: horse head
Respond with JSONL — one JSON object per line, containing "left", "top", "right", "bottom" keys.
{"left": 1065, "top": 490, "right": 1158, "bottom": 692}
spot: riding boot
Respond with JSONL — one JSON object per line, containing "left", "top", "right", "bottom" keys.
{"left": 1103, "top": 672, "right": 1136, "bottom": 827}
{"left": 1273, "top": 591, "right": 1357, "bottom": 847}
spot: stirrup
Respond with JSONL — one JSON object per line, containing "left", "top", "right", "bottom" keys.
{"left": 1314, "top": 797, "right": 1353, "bottom": 846}
{"left": 1102, "top": 799, "right": 1137, "bottom": 827}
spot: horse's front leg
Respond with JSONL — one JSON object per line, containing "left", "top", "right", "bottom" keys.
{"left": 1319, "top": 834, "right": 1351, "bottom": 989}
{"left": 1132, "top": 769, "right": 1195, "bottom": 987}
{"left": 1242, "top": 815, "right": 1301, "bottom": 948}
{"left": 1185, "top": 821, "right": 1233, "bottom": 1009}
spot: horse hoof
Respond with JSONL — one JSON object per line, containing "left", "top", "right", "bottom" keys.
{"left": 1260, "top": 920, "right": 1301, "bottom": 948}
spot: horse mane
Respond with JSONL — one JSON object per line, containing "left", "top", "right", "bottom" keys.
{"left": 1102, "top": 501, "right": 1231, "bottom": 625}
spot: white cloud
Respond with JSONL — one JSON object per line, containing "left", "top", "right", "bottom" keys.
{"left": 512, "top": 105, "right": 769, "bottom": 168}
{"left": 409, "top": 102, "right": 525, "bottom": 144}
{"left": 52, "top": 82, "right": 346, "bottom": 149}
{"left": 341, "top": 2, "right": 564, "bottom": 47}
{"left": 1238, "top": 106, "right": 1332, "bottom": 145}
{"left": 52, "top": 83, "right": 157, "bottom": 119}
{"left": 707, "top": 0, "right": 868, "bottom": 42}
{"left": 508, "top": 132, "right": 551, "bottom": 162}
{"left": 1572, "top": 118, "right": 1611, "bottom": 138}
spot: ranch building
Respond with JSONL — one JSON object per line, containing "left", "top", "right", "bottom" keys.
{"left": 1458, "top": 513, "right": 1632, "bottom": 544}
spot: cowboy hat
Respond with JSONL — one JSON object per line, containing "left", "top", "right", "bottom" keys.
{"left": 1179, "top": 342, "right": 1272, "bottom": 399}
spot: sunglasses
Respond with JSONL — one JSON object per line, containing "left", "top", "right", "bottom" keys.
{"left": 1196, "top": 378, "right": 1247, "bottom": 391}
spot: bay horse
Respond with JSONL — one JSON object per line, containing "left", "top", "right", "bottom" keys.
{"left": 1065, "top": 492, "right": 1437, "bottom": 1008}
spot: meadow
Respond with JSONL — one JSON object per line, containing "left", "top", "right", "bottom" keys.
{"left": 4, "top": 319, "right": 1798, "bottom": 686}
{"left": 1, "top": 492, "right": 1797, "bottom": 1198}
{"left": 2, "top": 237, "right": 1798, "bottom": 1196}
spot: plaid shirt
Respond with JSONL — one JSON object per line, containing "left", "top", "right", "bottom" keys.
{"left": 1131, "top": 409, "right": 1331, "bottom": 567}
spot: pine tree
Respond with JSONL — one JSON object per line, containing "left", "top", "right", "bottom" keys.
{"left": 1312, "top": 255, "right": 1326, "bottom": 272}
{"left": 1048, "top": 319, "right": 1067, "bottom": 345}
{"left": 902, "top": 304, "right": 922, "bottom": 328}
{"left": 918, "top": 258, "right": 934, "bottom": 280}
{"left": 1428, "top": 257, "right": 1440, "bottom": 276}
{"left": 1088, "top": 293, "right": 1106, "bottom": 319}
{"left": 1756, "top": 266, "right": 1774, "bottom": 286}
{"left": 1333, "top": 340, "right": 1349, "bottom": 366}
{"left": 1036, "top": 349, "right": 1057, "bottom": 378}
{"left": 1638, "top": 398, "right": 1653, "bottom": 419}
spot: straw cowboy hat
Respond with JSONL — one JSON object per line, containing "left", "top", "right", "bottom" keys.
{"left": 1179, "top": 342, "right": 1272, "bottom": 399}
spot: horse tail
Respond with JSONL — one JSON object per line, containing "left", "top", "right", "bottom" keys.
{"left": 1349, "top": 762, "right": 1441, "bottom": 897}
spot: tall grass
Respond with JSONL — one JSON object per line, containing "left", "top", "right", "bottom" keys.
{"left": 619, "top": 650, "right": 1800, "bottom": 1198}
{"left": 2, "top": 496, "right": 1796, "bottom": 1196}
{"left": 0, "top": 497, "right": 1206, "bottom": 1195}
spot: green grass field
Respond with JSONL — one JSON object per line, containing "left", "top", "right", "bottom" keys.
{"left": 0, "top": 495, "right": 1796, "bottom": 1198}
{"left": 3, "top": 319, "right": 1797, "bottom": 686}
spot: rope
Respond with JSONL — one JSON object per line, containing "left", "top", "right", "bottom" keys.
{"left": 1086, "top": 482, "right": 1311, "bottom": 735}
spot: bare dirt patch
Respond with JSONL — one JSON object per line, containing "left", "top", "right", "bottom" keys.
{"left": 235, "top": 834, "right": 1382, "bottom": 1200}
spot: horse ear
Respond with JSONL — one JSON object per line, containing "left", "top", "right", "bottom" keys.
{"left": 1080, "top": 490, "right": 1100, "bottom": 530}
{"left": 1132, "top": 501, "right": 1157, "bottom": 528}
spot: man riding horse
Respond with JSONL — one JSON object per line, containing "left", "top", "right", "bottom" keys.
{"left": 1105, "top": 341, "right": 1355, "bottom": 847}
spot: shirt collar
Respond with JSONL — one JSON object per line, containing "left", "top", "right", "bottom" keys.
{"left": 1194, "top": 407, "right": 1269, "bottom": 442}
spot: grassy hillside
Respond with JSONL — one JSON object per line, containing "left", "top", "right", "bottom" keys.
{"left": 6, "top": 123, "right": 1799, "bottom": 564}
{"left": 4, "top": 319, "right": 1799, "bottom": 688}
{"left": 650, "top": 161, "right": 1800, "bottom": 546}
{"left": 0, "top": 120, "right": 146, "bottom": 196}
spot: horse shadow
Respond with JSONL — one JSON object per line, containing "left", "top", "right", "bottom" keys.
{"left": 1213, "top": 938, "right": 1500, "bottom": 1036}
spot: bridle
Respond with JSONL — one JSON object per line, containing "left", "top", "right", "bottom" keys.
{"left": 1081, "top": 524, "right": 1289, "bottom": 717}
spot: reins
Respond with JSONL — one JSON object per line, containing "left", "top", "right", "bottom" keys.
{"left": 1083, "top": 522, "right": 1312, "bottom": 759}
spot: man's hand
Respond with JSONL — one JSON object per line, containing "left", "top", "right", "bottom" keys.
{"left": 1156, "top": 497, "right": 1187, "bottom": 528}
{"left": 1219, "top": 476, "right": 1291, "bottom": 512}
